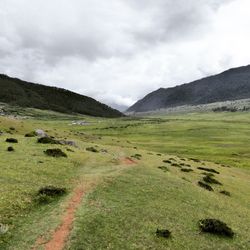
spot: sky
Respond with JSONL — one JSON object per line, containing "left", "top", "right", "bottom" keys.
{"left": 1, "top": 0, "right": 250, "bottom": 110}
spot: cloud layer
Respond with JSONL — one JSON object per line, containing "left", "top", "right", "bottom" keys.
{"left": 0, "top": 0, "right": 249, "bottom": 109}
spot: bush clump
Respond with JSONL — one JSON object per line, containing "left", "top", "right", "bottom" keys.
{"left": 86, "top": 147, "right": 99, "bottom": 153}
{"left": 220, "top": 190, "right": 231, "bottom": 196}
{"left": 44, "top": 148, "right": 67, "bottom": 157}
{"left": 131, "top": 154, "right": 142, "bottom": 160}
{"left": 198, "top": 181, "right": 214, "bottom": 191}
{"left": 181, "top": 168, "right": 193, "bottom": 173}
{"left": 158, "top": 166, "right": 169, "bottom": 172}
{"left": 7, "top": 146, "right": 14, "bottom": 152}
{"left": 25, "top": 131, "right": 37, "bottom": 137}
{"left": 163, "top": 160, "right": 172, "bottom": 164}
{"left": 156, "top": 229, "right": 171, "bottom": 238}
{"left": 203, "top": 175, "right": 222, "bottom": 185}
{"left": 38, "top": 137, "right": 59, "bottom": 144}
{"left": 198, "top": 167, "right": 220, "bottom": 174}
{"left": 36, "top": 186, "right": 67, "bottom": 204}
{"left": 6, "top": 138, "right": 18, "bottom": 143}
{"left": 199, "top": 219, "right": 234, "bottom": 238}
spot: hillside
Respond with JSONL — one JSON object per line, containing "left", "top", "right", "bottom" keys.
{"left": 0, "top": 74, "right": 123, "bottom": 117}
{"left": 128, "top": 65, "right": 250, "bottom": 112}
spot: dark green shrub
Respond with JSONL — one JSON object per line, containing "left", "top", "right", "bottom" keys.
{"left": 198, "top": 167, "right": 219, "bottom": 174}
{"left": 38, "top": 137, "right": 59, "bottom": 144}
{"left": 6, "top": 138, "right": 18, "bottom": 143}
{"left": 7, "top": 146, "right": 14, "bottom": 152}
{"left": 25, "top": 131, "right": 36, "bottom": 137}
{"left": 86, "top": 147, "right": 99, "bottom": 153}
{"left": 198, "top": 181, "right": 214, "bottom": 191}
{"left": 199, "top": 219, "right": 234, "bottom": 238}
{"left": 203, "top": 175, "right": 222, "bottom": 185}
{"left": 220, "top": 190, "right": 231, "bottom": 196}
{"left": 44, "top": 148, "right": 67, "bottom": 157}
{"left": 156, "top": 229, "right": 171, "bottom": 238}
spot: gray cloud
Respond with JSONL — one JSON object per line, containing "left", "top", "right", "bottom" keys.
{"left": 0, "top": 0, "right": 249, "bottom": 108}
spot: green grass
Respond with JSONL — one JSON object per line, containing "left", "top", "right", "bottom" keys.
{"left": 0, "top": 108, "right": 250, "bottom": 249}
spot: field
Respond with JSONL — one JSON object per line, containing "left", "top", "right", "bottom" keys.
{"left": 0, "top": 107, "right": 249, "bottom": 249}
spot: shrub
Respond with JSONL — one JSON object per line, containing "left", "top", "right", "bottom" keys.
{"left": 7, "top": 146, "right": 14, "bottom": 152}
{"left": 163, "top": 160, "right": 172, "bottom": 164}
{"left": 198, "top": 181, "right": 214, "bottom": 191}
{"left": 6, "top": 138, "right": 18, "bottom": 143}
{"left": 44, "top": 148, "right": 67, "bottom": 157}
{"left": 86, "top": 147, "right": 99, "bottom": 153}
{"left": 220, "top": 190, "right": 231, "bottom": 196}
{"left": 197, "top": 167, "right": 219, "bottom": 174}
{"left": 156, "top": 229, "right": 171, "bottom": 238}
{"left": 199, "top": 219, "right": 234, "bottom": 238}
{"left": 158, "top": 166, "right": 169, "bottom": 172}
{"left": 203, "top": 175, "right": 222, "bottom": 185}
{"left": 36, "top": 186, "right": 67, "bottom": 204}
{"left": 25, "top": 131, "right": 37, "bottom": 137}
{"left": 181, "top": 168, "right": 193, "bottom": 173}
{"left": 38, "top": 137, "right": 59, "bottom": 144}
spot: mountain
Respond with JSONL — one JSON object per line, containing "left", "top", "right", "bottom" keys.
{"left": 127, "top": 65, "right": 250, "bottom": 113}
{"left": 0, "top": 74, "right": 123, "bottom": 117}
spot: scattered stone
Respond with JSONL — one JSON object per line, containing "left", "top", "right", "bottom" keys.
{"left": 59, "top": 140, "right": 77, "bottom": 147}
{"left": 0, "top": 223, "right": 9, "bottom": 235}
{"left": 199, "top": 219, "right": 234, "bottom": 238}
{"left": 156, "top": 229, "right": 171, "bottom": 238}
{"left": 220, "top": 190, "right": 231, "bottom": 196}
{"left": 35, "top": 129, "right": 48, "bottom": 137}
{"left": 197, "top": 167, "right": 220, "bottom": 174}
{"left": 9, "top": 127, "right": 15, "bottom": 131}
{"left": 86, "top": 147, "right": 99, "bottom": 153}
{"left": 7, "top": 146, "right": 14, "bottom": 152}
{"left": 157, "top": 153, "right": 162, "bottom": 156}
{"left": 6, "top": 138, "right": 18, "bottom": 143}
{"left": 44, "top": 148, "right": 67, "bottom": 157}
{"left": 198, "top": 181, "right": 214, "bottom": 191}
{"left": 203, "top": 175, "right": 222, "bottom": 185}
{"left": 181, "top": 168, "right": 193, "bottom": 173}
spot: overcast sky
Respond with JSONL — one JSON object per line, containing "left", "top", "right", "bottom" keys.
{"left": 1, "top": 0, "right": 250, "bottom": 110}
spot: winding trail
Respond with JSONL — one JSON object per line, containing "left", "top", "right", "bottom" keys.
{"left": 33, "top": 156, "right": 137, "bottom": 250}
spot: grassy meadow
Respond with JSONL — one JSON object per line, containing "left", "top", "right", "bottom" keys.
{"left": 0, "top": 107, "right": 249, "bottom": 249}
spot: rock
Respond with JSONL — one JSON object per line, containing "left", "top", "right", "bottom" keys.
{"left": 35, "top": 129, "right": 48, "bottom": 137}
{"left": 59, "top": 140, "right": 77, "bottom": 147}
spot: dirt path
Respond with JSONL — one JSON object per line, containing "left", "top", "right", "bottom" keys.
{"left": 120, "top": 157, "right": 137, "bottom": 165}
{"left": 32, "top": 186, "right": 85, "bottom": 250}
{"left": 33, "top": 157, "right": 136, "bottom": 250}
{"left": 45, "top": 186, "right": 84, "bottom": 250}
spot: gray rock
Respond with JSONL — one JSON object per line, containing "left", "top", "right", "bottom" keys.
{"left": 35, "top": 129, "right": 48, "bottom": 137}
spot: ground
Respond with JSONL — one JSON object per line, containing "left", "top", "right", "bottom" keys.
{"left": 0, "top": 107, "right": 249, "bottom": 249}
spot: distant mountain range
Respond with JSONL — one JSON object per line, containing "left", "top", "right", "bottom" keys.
{"left": 127, "top": 65, "right": 250, "bottom": 113}
{"left": 0, "top": 74, "right": 123, "bottom": 117}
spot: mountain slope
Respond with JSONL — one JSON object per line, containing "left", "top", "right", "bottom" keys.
{"left": 128, "top": 65, "right": 250, "bottom": 112}
{"left": 0, "top": 74, "right": 123, "bottom": 117}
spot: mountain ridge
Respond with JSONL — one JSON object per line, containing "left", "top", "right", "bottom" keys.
{"left": 0, "top": 74, "right": 123, "bottom": 117}
{"left": 127, "top": 65, "right": 250, "bottom": 112}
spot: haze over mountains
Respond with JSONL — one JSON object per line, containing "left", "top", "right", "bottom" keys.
{"left": 0, "top": 74, "right": 123, "bottom": 118}
{"left": 128, "top": 65, "right": 250, "bottom": 113}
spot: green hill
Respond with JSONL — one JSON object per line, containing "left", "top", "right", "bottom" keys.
{"left": 0, "top": 74, "right": 123, "bottom": 117}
